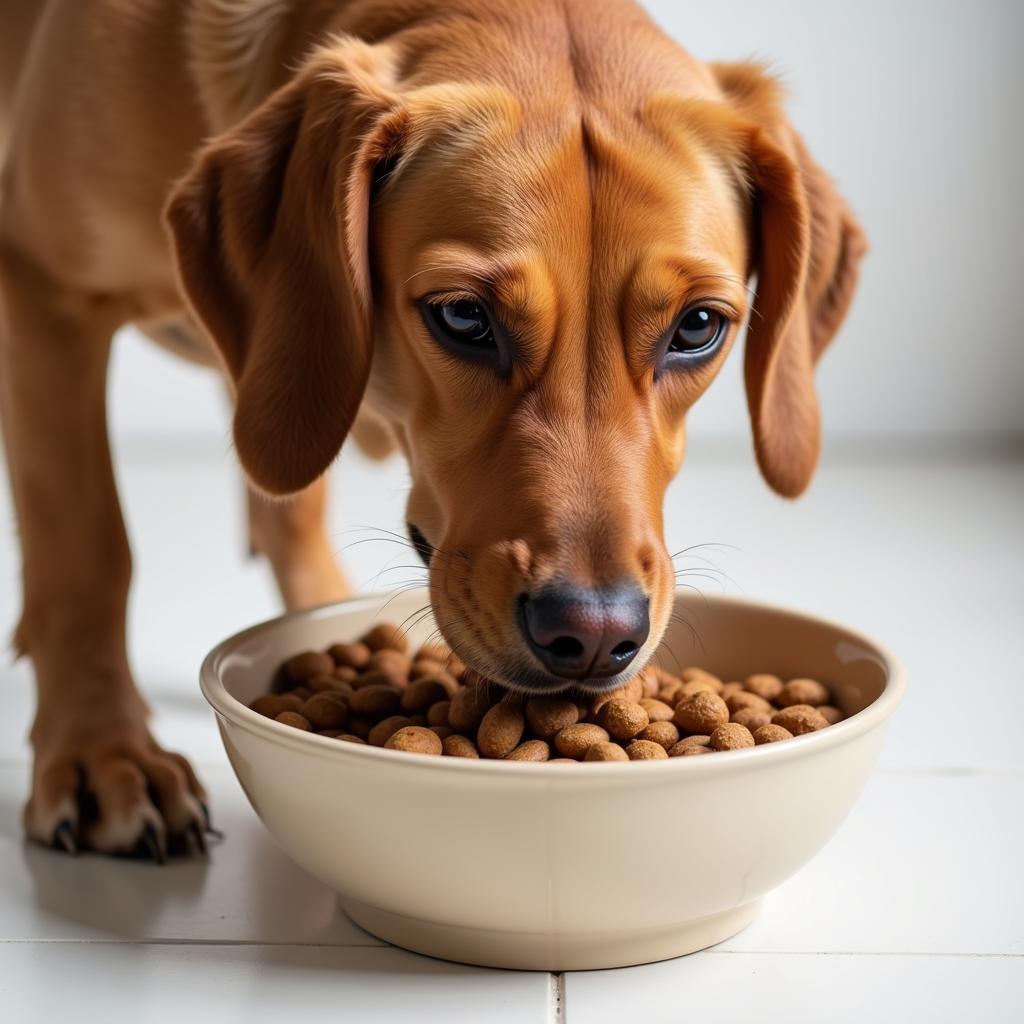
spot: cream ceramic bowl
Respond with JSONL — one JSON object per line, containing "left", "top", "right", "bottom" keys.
{"left": 200, "top": 590, "right": 904, "bottom": 971}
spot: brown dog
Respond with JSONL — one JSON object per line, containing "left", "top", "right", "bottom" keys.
{"left": 0, "top": 0, "right": 864, "bottom": 859}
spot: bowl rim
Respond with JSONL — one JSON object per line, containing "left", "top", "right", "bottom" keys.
{"left": 199, "top": 591, "right": 906, "bottom": 779}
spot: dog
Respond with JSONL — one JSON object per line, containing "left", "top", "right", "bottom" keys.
{"left": 0, "top": 0, "right": 864, "bottom": 860}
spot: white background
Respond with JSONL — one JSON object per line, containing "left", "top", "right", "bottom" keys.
{"left": 108, "top": 0, "right": 1024, "bottom": 449}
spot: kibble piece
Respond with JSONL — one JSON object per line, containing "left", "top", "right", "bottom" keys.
{"left": 554, "top": 723, "right": 610, "bottom": 759}
{"left": 353, "top": 668, "right": 406, "bottom": 691}
{"left": 400, "top": 678, "right": 449, "bottom": 714}
{"left": 328, "top": 642, "right": 371, "bottom": 670}
{"left": 726, "top": 691, "right": 773, "bottom": 716}
{"left": 408, "top": 714, "right": 428, "bottom": 727}
{"left": 300, "top": 693, "right": 349, "bottom": 731}
{"left": 710, "top": 723, "right": 755, "bottom": 751}
{"left": 625, "top": 739, "right": 669, "bottom": 760}
{"left": 307, "top": 674, "right": 349, "bottom": 694}
{"left": 274, "top": 711, "right": 311, "bottom": 731}
{"left": 367, "top": 648, "right": 411, "bottom": 678}
{"left": 448, "top": 679, "right": 493, "bottom": 733}
{"left": 678, "top": 677, "right": 719, "bottom": 700}
{"left": 414, "top": 641, "right": 450, "bottom": 663}
{"left": 337, "top": 733, "right": 367, "bottom": 744}
{"left": 426, "top": 700, "right": 451, "bottom": 726}
{"left": 368, "top": 715, "right": 414, "bottom": 747}
{"left": 680, "top": 745, "right": 711, "bottom": 756}
{"left": 772, "top": 704, "right": 829, "bottom": 735}
{"left": 525, "top": 697, "right": 579, "bottom": 739}
{"left": 744, "top": 673, "right": 783, "bottom": 701}
{"left": 730, "top": 707, "right": 772, "bottom": 733}
{"left": 360, "top": 623, "right": 408, "bottom": 654}
{"left": 681, "top": 667, "right": 723, "bottom": 691}
{"left": 668, "top": 735, "right": 710, "bottom": 756}
{"left": 347, "top": 717, "right": 373, "bottom": 740}
{"left": 639, "top": 669, "right": 660, "bottom": 699}
{"left": 753, "top": 724, "right": 793, "bottom": 744}
{"left": 598, "top": 698, "right": 650, "bottom": 741}
{"left": 442, "top": 734, "right": 480, "bottom": 758}
{"left": 290, "top": 686, "right": 313, "bottom": 702}
{"left": 333, "top": 665, "right": 359, "bottom": 684}
{"left": 250, "top": 694, "right": 300, "bottom": 718}
{"left": 657, "top": 682, "right": 684, "bottom": 706}
{"left": 637, "top": 720, "right": 680, "bottom": 750}
{"left": 548, "top": 758, "right": 578, "bottom": 764}
{"left": 283, "top": 651, "right": 334, "bottom": 683}
{"left": 778, "top": 678, "right": 831, "bottom": 708}
{"left": 817, "top": 705, "right": 844, "bottom": 725}
{"left": 385, "top": 726, "right": 442, "bottom": 755}
{"left": 719, "top": 681, "right": 745, "bottom": 699}
{"left": 584, "top": 742, "right": 629, "bottom": 762}
{"left": 429, "top": 725, "right": 454, "bottom": 740}
{"left": 673, "top": 691, "right": 729, "bottom": 735}
{"left": 638, "top": 698, "right": 675, "bottom": 723}
{"left": 478, "top": 703, "right": 526, "bottom": 759}
{"left": 506, "top": 739, "right": 551, "bottom": 762}
{"left": 349, "top": 684, "right": 402, "bottom": 719}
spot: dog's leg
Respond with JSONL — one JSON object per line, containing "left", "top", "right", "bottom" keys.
{"left": 247, "top": 477, "right": 351, "bottom": 610}
{"left": 0, "top": 247, "right": 208, "bottom": 859}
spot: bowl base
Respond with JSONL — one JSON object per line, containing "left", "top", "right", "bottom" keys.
{"left": 340, "top": 897, "right": 761, "bottom": 971}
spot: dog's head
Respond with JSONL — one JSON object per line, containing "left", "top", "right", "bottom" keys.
{"left": 166, "top": 36, "right": 865, "bottom": 694}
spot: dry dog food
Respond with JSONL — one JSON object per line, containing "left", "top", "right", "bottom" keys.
{"left": 250, "top": 624, "right": 845, "bottom": 761}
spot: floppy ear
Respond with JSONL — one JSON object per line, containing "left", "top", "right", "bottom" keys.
{"left": 165, "top": 41, "right": 405, "bottom": 495}
{"left": 713, "top": 63, "right": 867, "bottom": 498}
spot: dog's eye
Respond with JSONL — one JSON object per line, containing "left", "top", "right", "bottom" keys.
{"left": 668, "top": 307, "right": 726, "bottom": 354}
{"left": 425, "top": 300, "right": 496, "bottom": 350}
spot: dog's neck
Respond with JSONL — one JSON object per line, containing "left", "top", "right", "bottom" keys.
{"left": 185, "top": 0, "right": 340, "bottom": 132}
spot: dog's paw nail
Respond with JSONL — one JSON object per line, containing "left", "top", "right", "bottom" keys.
{"left": 189, "top": 819, "right": 208, "bottom": 856}
{"left": 51, "top": 820, "right": 78, "bottom": 856}
{"left": 139, "top": 822, "right": 166, "bottom": 865}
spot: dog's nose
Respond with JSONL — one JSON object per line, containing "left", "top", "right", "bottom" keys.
{"left": 519, "top": 584, "right": 650, "bottom": 680}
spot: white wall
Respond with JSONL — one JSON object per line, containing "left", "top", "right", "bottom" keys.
{"left": 108, "top": 0, "right": 1024, "bottom": 447}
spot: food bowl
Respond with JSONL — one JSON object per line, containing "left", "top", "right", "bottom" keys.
{"left": 200, "top": 590, "right": 904, "bottom": 971}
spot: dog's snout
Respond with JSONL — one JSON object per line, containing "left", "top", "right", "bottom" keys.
{"left": 518, "top": 584, "right": 650, "bottom": 680}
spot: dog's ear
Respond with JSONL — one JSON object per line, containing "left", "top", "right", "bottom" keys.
{"left": 165, "top": 41, "right": 405, "bottom": 495}
{"left": 713, "top": 63, "right": 867, "bottom": 497}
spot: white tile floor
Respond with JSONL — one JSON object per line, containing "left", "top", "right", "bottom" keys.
{"left": 1, "top": 439, "right": 1022, "bottom": 1022}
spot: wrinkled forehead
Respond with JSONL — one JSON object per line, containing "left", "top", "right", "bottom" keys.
{"left": 378, "top": 90, "right": 751, "bottom": 308}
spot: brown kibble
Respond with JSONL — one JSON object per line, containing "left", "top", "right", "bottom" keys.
{"left": 347, "top": 717, "right": 373, "bottom": 739}
{"left": 408, "top": 713, "right": 428, "bottom": 726}
{"left": 385, "top": 726, "right": 442, "bottom": 755}
{"left": 778, "top": 678, "right": 831, "bottom": 708}
{"left": 726, "top": 691, "right": 773, "bottom": 716}
{"left": 429, "top": 725, "right": 454, "bottom": 739}
{"left": 625, "top": 739, "right": 669, "bottom": 760}
{"left": 290, "top": 686, "right": 313, "bottom": 701}
{"left": 730, "top": 707, "right": 772, "bottom": 733}
{"left": 478, "top": 703, "right": 526, "bottom": 759}
{"left": 426, "top": 700, "right": 451, "bottom": 726}
{"left": 554, "top": 723, "right": 610, "bottom": 759}
{"left": 772, "top": 704, "right": 829, "bottom": 735}
{"left": 668, "top": 734, "right": 711, "bottom": 755}
{"left": 250, "top": 694, "right": 300, "bottom": 718}
{"left": 274, "top": 711, "right": 311, "bottom": 731}
{"left": 400, "top": 677, "right": 449, "bottom": 714}
{"left": 710, "top": 723, "right": 755, "bottom": 751}
{"left": 548, "top": 757, "right": 578, "bottom": 764}
{"left": 353, "top": 668, "right": 406, "bottom": 691}
{"left": 657, "top": 682, "right": 684, "bottom": 706}
{"left": 719, "top": 681, "right": 745, "bottom": 699}
{"left": 506, "top": 739, "right": 551, "bottom": 762}
{"left": 328, "top": 642, "right": 371, "bottom": 670}
{"left": 638, "top": 669, "right": 660, "bottom": 699}
{"left": 368, "top": 715, "right": 414, "bottom": 747}
{"left": 349, "top": 684, "right": 402, "bottom": 719}
{"left": 673, "top": 691, "right": 729, "bottom": 735}
{"left": 442, "top": 734, "right": 480, "bottom": 758}
{"left": 367, "top": 648, "right": 411, "bottom": 679}
{"left": 678, "top": 677, "right": 719, "bottom": 699}
{"left": 598, "top": 698, "right": 650, "bottom": 741}
{"left": 448, "top": 679, "right": 494, "bottom": 733}
{"left": 415, "top": 641, "right": 451, "bottom": 663}
{"left": 637, "top": 720, "right": 680, "bottom": 750}
{"left": 283, "top": 651, "right": 334, "bottom": 683}
{"left": 681, "top": 667, "right": 723, "bottom": 692}
{"left": 300, "top": 693, "right": 349, "bottom": 730}
{"left": 360, "top": 623, "right": 408, "bottom": 653}
{"left": 525, "top": 697, "right": 579, "bottom": 739}
{"left": 680, "top": 745, "right": 711, "bottom": 756}
{"left": 818, "top": 705, "right": 844, "bottom": 725}
{"left": 638, "top": 698, "right": 675, "bottom": 723}
{"left": 307, "top": 675, "right": 349, "bottom": 694}
{"left": 333, "top": 665, "right": 359, "bottom": 683}
{"left": 753, "top": 724, "right": 793, "bottom": 744}
{"left": 584, "top": 742, "right": 629, "bottom": 762}
{"left": 337, "top": 733, "right": 366, "bottom": 744}
{"left": 744, "top": 673, "right": 783, "bottom": 701}
{"left": 317, "top": 729, "right": 343, "bottom": 738}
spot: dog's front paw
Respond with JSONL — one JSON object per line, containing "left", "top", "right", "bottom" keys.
{"left": 24, "top": 699, "right": 213, "bottom": 862}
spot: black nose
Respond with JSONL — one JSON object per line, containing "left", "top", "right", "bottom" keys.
{"left": 519, "top": 584, "right": 650, "bottom": 680}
